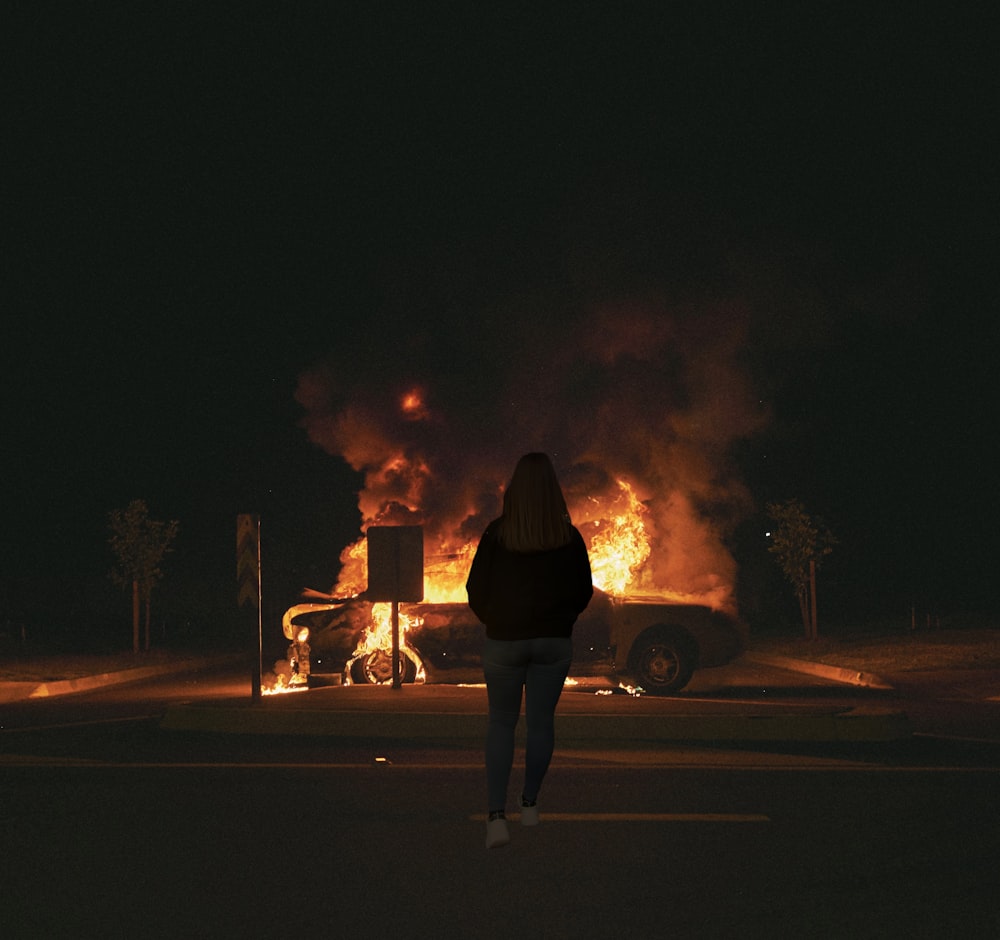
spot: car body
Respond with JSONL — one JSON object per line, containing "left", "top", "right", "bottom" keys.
{"left": 297, "top": 588, "right": 747, "bottom": 694}
{"left": 575, "top": 590, "right": 748, "bottom": 692}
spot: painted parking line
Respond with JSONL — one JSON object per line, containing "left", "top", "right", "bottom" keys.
{"left": 471, "top": 812, "right": 770, "bottom": 823}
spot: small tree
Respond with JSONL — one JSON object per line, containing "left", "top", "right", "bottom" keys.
{"left": 108, "top": 500, "right": 180, "bottom": 653}
{"left": 766, "top": 498, "right": 836, "bottom": 639}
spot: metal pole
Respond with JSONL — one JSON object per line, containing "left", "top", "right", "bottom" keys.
{"left": 253, "top": 517, "right": 262, "bottom": 701}
{"left": 391, "top": 600, "right": 401, "bottom": 689}
{"left": 238, "top": 514, "right": 263, "bottom": 702}
{"left": 809, "top": 558, "right": 818, "bottom": 640}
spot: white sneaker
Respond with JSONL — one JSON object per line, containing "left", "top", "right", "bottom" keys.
{"left": 520, "top": 799, "right": 539, "bottom": 826}
{"left": 486, "top": 815, "right": 509, "bottom": 848}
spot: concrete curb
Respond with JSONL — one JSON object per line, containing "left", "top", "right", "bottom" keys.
{"left": 25, "top": 660, "right": 210, "bottom": 699}
{"left": 742, "top": 651, "right": 894, "bottom": 689}
{"left": 0, "top": 682, "right": 38, "bottom": 704}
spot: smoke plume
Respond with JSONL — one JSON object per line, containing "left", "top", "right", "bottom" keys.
{"left": 295, "top": 289, "right": 768, "bottom": 612}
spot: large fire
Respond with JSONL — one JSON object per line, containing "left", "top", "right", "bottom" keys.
{"left": 329, "top": 468, "right": 731, "bottom": 610}
{"left": 288, "top": 299, "right": 764, "bottom": 686}
{"left": 298, "top": 463, "right": 735, "bottom": 685}
{"left": 270, "top": 462, "right": 729, "bottom": 692}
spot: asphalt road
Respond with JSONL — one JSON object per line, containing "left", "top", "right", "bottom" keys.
{"left": 2, "top": 662, "right": 1000, "bottom": 938}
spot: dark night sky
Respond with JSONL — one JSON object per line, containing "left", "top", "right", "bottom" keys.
{"left": 2, "top": 4, "right": 997, "bottom": 641}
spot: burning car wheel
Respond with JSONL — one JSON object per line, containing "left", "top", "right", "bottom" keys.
{"left": 629, "top": 628, "right": 696, "bottom": 694}
{"left": 348, "top": 648, "right": 420, "bottom": 685}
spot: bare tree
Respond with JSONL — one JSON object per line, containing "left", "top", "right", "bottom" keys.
{"left": 766, "top": 498, "right": 836, "bottom": 639}
{"left": 108, "top": 500, "right": 180, "bottom": 653}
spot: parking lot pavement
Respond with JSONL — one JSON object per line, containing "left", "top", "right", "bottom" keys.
{"left": 159, "top": 655, "right": 907, "bottom": 743}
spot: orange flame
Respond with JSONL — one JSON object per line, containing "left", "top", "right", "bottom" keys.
{"left": 323, "top": 453, "right": 735, "bottom": 671}
{"left": 351, "top": 602, "right": 423, "bottom": 656}
{"left": 334, "top": 478, "right": 661, "bottom": 604}
{"left": 580, "top": 479, "right": 651, "bottom": 595}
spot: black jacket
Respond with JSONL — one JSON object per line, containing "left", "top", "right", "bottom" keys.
{"left": 465, "top": 520, "right": 594, "bottom": 640}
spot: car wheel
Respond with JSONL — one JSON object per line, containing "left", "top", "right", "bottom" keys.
{"left": 629, "top": 628, "right": 696, "bottom": 694}
{"left": 348, "top": 648, "right": 419, "bottom": 685}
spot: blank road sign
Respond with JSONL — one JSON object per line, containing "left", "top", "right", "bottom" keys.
{"left": 366, "top": 525, "right": 424, "bottom": 601}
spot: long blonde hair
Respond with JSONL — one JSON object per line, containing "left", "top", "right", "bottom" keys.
{"left": 496, "top": 453, "right": 573, "bottom": 552}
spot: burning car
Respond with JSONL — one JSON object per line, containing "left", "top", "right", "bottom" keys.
{"left": 269, "top": 451, "right": 750, "bottom": 695}
{"left": 284, "top": 587, "right": 746, "bottom": 694}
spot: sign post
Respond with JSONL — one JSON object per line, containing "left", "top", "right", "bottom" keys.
{"left": 366, "top": 526, "right": 424, "bottom": 689}
{"left": 237, "top": 514, "right": 262, "bottom": 701}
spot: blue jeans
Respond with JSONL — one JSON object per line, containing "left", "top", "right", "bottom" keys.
{"left": 483, "top": 636, "right": 572, "bottom": 812}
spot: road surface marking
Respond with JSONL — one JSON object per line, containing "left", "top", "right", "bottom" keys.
{"left": 470, "top": 812, "right": 770, "bottom": 823}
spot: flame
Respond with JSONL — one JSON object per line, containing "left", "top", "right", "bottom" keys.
{"left": 303, "top": 437, "right": 739, "bottom": 683}
{"left": 262, "top": 674, "right": 308, "bottom": 696}
{"left": 335, "top": 540, "right": 368, "bottom": 597}
{"left": 334, "top": 477, "right": 660, "bottom": 604}
{"left": 423, "top": 541, "right": 477, "bottom": 602}
{"left": 580, "top": 479, "right": 650, "bottom": 595}
{"left": 351, "top": 602, "right": 423, "bottom": 657}
{"left": 344, "top": 601, "right": 427, "bottom": 685}
{"left": 331, "top": 466, "right": 736, "bottom": 618}
{"left": 332, "top": 531, "right": 476, "bottom": 605}
{"left": 323, "top": 531, "right": 473, "bottom": 680}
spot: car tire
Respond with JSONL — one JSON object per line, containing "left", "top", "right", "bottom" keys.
{"left": 628, "top": 627, "right": 697, "bottom": 694}
{"left": 348, "top": 648, "right": 420, "bottom": 685}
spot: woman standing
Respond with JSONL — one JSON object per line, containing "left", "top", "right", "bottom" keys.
{"left": 466, "top": 453, "right": 593, "bottom": 848}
